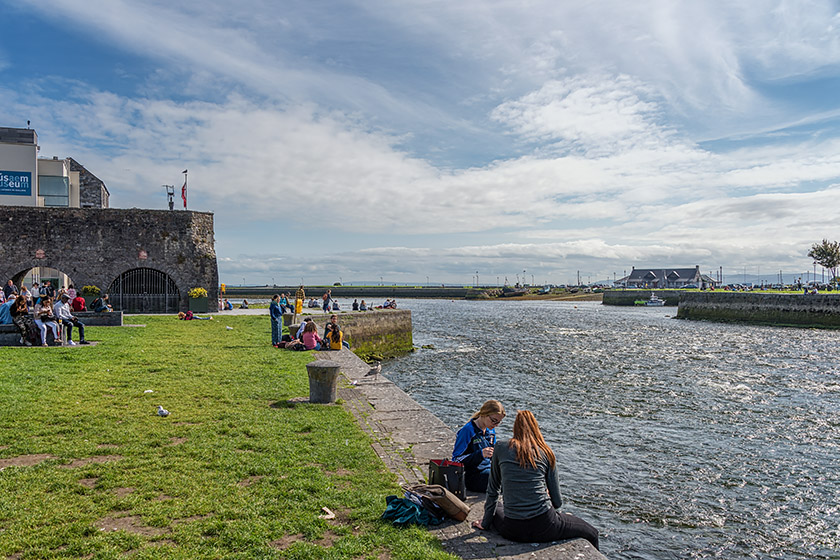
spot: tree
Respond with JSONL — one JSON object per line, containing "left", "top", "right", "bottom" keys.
{"left": 807, "top": 239, "right": 840, "bottom": 284}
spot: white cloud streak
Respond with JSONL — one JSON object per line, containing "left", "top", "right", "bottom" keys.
{"left": 4, "top": 0, "right": 840, "bottom": 283}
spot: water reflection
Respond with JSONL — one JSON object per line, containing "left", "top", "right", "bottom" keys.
{"left": 386, "top": 300, "right": 840, "bottom": 560}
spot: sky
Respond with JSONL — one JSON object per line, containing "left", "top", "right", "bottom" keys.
{"left": 3, "top": 0, "right": 840, "bottom": 286}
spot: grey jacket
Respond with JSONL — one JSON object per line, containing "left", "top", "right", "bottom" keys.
{"left": 481, "top": 438, "right": 563, "bottom": 529}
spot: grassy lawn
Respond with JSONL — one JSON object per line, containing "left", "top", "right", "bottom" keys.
{"left": 0, "top": 316, "right": 454, "bottom": 560}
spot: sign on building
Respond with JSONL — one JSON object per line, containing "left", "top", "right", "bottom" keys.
{"left": 0, "top": 171, "right": 32, "bottom": 196}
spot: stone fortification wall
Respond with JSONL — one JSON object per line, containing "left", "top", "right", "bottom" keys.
{"left": 677, "top": 292, "right": 840, "bottom": 328}
{"left": 296, "top": 309, "right": 413, "bottom": 359}
{"left": 0, "top": 206, "right": 218, "bottom": 311}
{"left": 602, "top": 290, "right": 682, "bottom": 306}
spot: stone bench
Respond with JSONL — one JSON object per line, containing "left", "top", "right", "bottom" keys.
{"left": 0, "top": 311, "right": 123, "bottom": 345}
{"left": 73, "top": 311, "right": 123, "bottom": 326}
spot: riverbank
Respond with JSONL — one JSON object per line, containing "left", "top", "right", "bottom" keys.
{"left": 327, "top": 347, "right": 605, "bottom": 559}
{"left": 0, "top": 315, "right": 453, "bottom": 559}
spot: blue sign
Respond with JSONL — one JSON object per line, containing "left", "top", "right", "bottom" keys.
{"left": 0, "top": 171, "right": 32, "bottom": 196}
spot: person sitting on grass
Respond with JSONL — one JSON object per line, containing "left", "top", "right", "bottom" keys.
{"left": 240, "top": 299, "right": 249, "bottom": 309}
{"left": 178, "top": 311, "right": 213, "bottom": 320}
{"left": 300, "top": 320, "right": 323, "bottom": 350}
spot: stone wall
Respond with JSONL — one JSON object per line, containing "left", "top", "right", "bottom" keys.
{"left": 676, "top": 292, "right": 840, "bottom": 328}
{"left": 294, "top": 309, "right": 414, "bottom": 360}
{"left": 226, "top": 286, "right": 472, "bottom": 299}
{"left": 602, "top": 289, "right": 682, "bottom": 306}
{"left": 0, "top": 206, "right": 219, "bottom": 311}
{"left": 68, "top": 158, "right": 109, "bottom": 208}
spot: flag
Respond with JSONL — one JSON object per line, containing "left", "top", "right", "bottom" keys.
{"left": 181, "top": 180, "right": 187, "bottom": 209}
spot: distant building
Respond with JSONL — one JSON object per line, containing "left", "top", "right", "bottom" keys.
{"left": 617, "top": 266, "right": 719, "bottom": 289}
{"left": 0, "top": 125, "right": 218, "bottom": 312}
{"left": 0, "top": 126, "right": 109, "bottom": 209}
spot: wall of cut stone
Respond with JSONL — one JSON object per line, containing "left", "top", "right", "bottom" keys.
{"left": 676, "top": 292, "right": 840, "bottom": 328}
{"left": 0, "top": 205, "right": 218, "bottom": 311}
{"left": 293, "top": 309, "right": 414, "bottom": 360}
{"left": 602, "top": 290, "right": 683, "bottom": 306}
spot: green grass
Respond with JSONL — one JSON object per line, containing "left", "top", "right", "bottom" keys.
{"left": 0, "top": 316, "right": 455, "bottom": 560}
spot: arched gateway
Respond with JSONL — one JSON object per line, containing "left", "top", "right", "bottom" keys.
{"left": 0, "top": 206, "right": 219, "bottom": 312}
{"left": 108, "top": 268, "right": 181, "bottom": 313}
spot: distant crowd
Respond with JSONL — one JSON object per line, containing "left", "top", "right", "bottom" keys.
{"left": 0, "top": 279, "right": 111, "bottom": 346}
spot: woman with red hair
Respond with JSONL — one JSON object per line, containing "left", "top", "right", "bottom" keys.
{"left": 472, "top": 410, "right": 599, "bottom": 550}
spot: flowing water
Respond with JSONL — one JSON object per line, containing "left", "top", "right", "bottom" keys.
{"left": 383, "top": 299, "right": 840, "bottom": 559}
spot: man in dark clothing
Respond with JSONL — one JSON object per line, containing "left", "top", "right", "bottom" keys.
{"left": 3, "top": 280, "right": 17, "bottom": 299}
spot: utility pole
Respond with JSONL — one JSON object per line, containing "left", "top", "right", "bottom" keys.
{"left": 162, "top": 185, "right": 175, "bottom": 210}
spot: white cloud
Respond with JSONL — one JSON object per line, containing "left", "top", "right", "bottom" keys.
{"left": 491, "top": 75, "right": 670, "bottom": 154}
{"left": 6, "top": 1, "right": 840, "bottom": 284}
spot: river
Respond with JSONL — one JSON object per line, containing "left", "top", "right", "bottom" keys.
{"left": 383, "top": 299, "right": 840, "bottom": 560}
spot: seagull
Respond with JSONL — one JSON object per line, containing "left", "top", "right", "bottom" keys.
{"left": 157, "top": 405, "right": 170, "bottom": 417}
{"left": 365, "top": 362, "right": 382, "bottom": 381}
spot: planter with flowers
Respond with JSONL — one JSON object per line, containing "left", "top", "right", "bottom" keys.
{"left": 188, "top": 287, "right": 209, "bottom": 313}
{"left": 81, "top": 285, "right": 101, "bottom": 310}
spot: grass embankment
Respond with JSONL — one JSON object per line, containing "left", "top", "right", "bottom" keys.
{"left": 0, "top": 316, "right": 454, "bottom": 560}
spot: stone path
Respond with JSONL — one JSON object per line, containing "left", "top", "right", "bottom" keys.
{"left": 321, "top": 348, "right": 606, "bottom": 560}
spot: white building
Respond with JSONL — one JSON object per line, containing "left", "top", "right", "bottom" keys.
{"left": 0, "top": 126, "right": 109, "bottom": 209}
{"left": 1, "top": 126, "right": 110, "bottom": 289}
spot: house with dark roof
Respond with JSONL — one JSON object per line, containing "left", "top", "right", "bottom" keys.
{"left": 618, "top": 266, "right": 719, "bottom": 289}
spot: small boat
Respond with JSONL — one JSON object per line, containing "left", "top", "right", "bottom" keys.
{"left": 644, "top": 292, "right": 665, "bottom": 306}
{"left": 501, "top": 286, "right": 528, "bottom": 297}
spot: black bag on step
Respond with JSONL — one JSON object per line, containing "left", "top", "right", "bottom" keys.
{"left": 428, "top": 459, "right": 466, "bottom": 500}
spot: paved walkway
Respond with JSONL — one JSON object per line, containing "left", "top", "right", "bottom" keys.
{"left": 320, "top": 348, "right": 606, "bottom": 560}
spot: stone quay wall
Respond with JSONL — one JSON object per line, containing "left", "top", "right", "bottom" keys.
{"left": 676, "top": 292, "right": 840, "bottom": 328}
{"left": 0, "top": 206, "right": 219, "bottom": 312}
{"left": 602, "top": 289, "right": 683, "bottom": 306}
{"left": 226, "top": 286, "right": 472, "bottom": 300}
{"left": 294, "top": 309, "right": 413, "bottom": 360}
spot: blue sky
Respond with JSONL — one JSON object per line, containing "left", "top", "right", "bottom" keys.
{"left": 3, "top": 0, "right": 840, "bottom": 286}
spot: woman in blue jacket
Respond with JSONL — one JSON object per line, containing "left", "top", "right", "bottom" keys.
{"left": 269, "top": 294, "right": 282, "bottom": 347}
{"left": 452, "top": 399, "right": 506, "bottom": 492}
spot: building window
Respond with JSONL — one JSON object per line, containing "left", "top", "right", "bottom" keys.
{"left": 39, "top": 176, "right": 69, "bottom": 206}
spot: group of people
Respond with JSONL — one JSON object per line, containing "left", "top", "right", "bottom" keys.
{"left": 454, "top": 400, "right": 599, "bottom": 550}
{"left": 269, "top": 291, "right": 351, "bottom": 352}
{"left": 0, "top": 279, "right": 90, "bottom": 346}
{"left": 293, "top": 315, "right": 349, "bottom": 350}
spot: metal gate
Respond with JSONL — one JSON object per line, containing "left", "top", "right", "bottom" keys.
{"left": 108, "top": 268, "right": 180, "bottom": 313}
